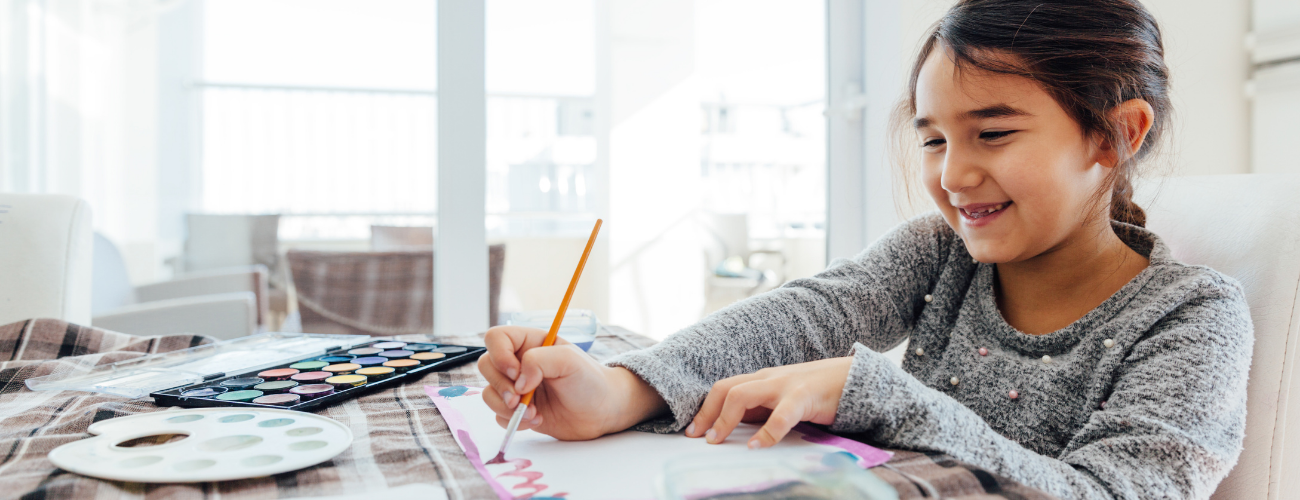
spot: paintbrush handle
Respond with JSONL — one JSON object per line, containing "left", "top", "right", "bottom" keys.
{"left": 519, "top": 218, "right": 602, "bottom": 408}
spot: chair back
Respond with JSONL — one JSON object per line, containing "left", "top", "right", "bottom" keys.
{"left": 287, "top": 244, "right": 505, "bottom": 335}
{"left": 91, "top": 233, "right": 138, "bottom": 315}
{"left": 371, "top": 225, "right": 434, "bottom": 251}
{"left": 0, "top": 193, "right": 92, "bottom": 325}
{"left": 184, "top": 214, "right": 281, "bottom": 276}
{"left": 1138, "top": 174, "right": 1300, "bottom": 499}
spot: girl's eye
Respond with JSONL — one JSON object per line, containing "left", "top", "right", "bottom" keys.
{"left": 921, "top": 138, "right": 946, "bottom": 149}
{"left": 980, "top": 130, "right": 1017, "bottom": 141}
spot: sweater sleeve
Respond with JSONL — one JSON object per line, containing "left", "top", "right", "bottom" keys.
{"left": 606, "top": 213, "right": 954, "bottom": 433}
{"left": 830, "top": 279, "right": 1253, "bottom": 499}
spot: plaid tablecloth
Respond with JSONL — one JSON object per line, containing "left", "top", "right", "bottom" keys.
{"left": 0, "top": 319, "right": 1055, "bottom": 499}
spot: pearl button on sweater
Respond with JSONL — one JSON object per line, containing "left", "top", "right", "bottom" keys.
{"left": 606, "top": 213, "right": 1253, "bottom": 500}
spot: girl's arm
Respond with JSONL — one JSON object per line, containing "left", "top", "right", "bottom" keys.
{"left": 606, "top": 213, "right": 954, "bottom": 433}
{"left": 832, "top": 282, "right": 1253, "bottom": 499}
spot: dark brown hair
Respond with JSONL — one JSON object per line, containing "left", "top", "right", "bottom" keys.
{"left": 895, "top": 0, "right": 1171, "bottom": 227}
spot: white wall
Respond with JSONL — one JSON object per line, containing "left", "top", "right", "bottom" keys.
{"left": 597, "top": 0, "right": 707, "bottom": 340}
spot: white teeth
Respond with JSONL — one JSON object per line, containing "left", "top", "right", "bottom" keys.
{"left": 965, "top": 203, "right": 1007, "bottom": 217}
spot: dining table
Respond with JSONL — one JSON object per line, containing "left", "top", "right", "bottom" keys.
{"left": 0, "top": 318, "right": 1055, "bottom": 499}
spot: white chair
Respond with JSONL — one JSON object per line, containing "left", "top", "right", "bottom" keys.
{"left": 1138, "top": 174, "right": 1300, "bottom": 499}
{"left": 92, "top": 233, "right": 264, "bottom": 340}
{"left": 181, "top": 213, "right": 281, "bottom": 275}
{"left": 0, "top": 193, "right": 92, "bottom": 326}
{"left": 699, "top": 212, "right": 783, "bottom": 315}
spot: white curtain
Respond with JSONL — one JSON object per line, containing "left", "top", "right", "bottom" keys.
{"left": 0, "top": 0, "right": 185, "bottom": 283}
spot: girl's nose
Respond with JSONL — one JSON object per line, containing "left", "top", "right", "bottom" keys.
{"left": 939, "top": 146, "right": 984, "bottom": 194}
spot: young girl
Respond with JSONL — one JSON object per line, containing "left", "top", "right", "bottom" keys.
{"left": 478, "top": 0, "right": 1253, "bottom": 497}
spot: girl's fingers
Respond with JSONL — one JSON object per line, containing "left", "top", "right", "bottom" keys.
{"left": 477, "top": 356, "right": 520, "bottom": 411}
{"left": 515, "top": 344, "right": 586, "bottom": 394}
{"left": 688, "top": 376, "right": 745, "bottom": 438}
{"left": 481, "top": 372, "right": 512, "bottom": 418}
{"left": 483, "top": 326, "right": 532, "bottom": 381}
{"left": 751, "top": 399, "right": 803, "bottom": 449}
{"left": 708, "top": 381, "right": 776, "bottom": 444}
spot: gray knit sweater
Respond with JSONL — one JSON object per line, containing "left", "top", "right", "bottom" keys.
{"left": 606, "top": 212, "right": 1253, "bottom": 499}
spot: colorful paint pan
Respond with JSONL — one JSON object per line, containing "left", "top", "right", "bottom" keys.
{"left": 347, "top": 347, "right": 383, "bottom": 356}
{"left": 323, "top": 363, "right": 360, "bottom": 375}
{"left": 352, "top": 356, "right": 388, "bottom": 367}
{"left": 372, "top": 341, "right": 407, "bottom": 350}
{"left": 216, "top": 390, "right": 263, "bottom": 402}
{"left": 379, "top": 349, "right": 413, "bottom": 359}
{"left": 291, "top": 371, "right": 332, "bottom": 383}
{"left": 254, "top": 380, "right": 299, "bottom": 393}
{"left": 181, "top": 387, "right": 227, "bottom": 398}
{"left": 405, "top": 343, "right": 436, "bottom": 352}
{"left": 432, "top": 346, "right": 468, "bottom": 354}
{"left": 410, "top": 352, "right": 446, "bottom": 363}
{"left": 252, "top": 393, "right": 301, "bottom": 406}
{"left": 318, "top": 356, "right": 355, "bottom": 363}
{"left": 290, "top": 360, "right": 329, "bottom": 370}
{"left": 325, "top": 374, "right": 367, "bottom": 389}
{"left": 257, "top": 368, "right": 300, "bottom": 381}
{"left": 290, "top": 384, "right": 335, "bottom": 399}
{"left": 220, "top": 377, "right": 265, "bottom": 389}
{"left": 383, "top": 359, "right": 420, "bottom": 372}
{"left": 355, "top": 366, "right": 394, "bottom": 380}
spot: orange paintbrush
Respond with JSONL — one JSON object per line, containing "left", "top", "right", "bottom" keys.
{"left": 487, "top": 218, "right": 602, "bottom": 465}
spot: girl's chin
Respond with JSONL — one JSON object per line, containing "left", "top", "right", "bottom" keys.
{"left": 962, "top": 241, "right": 1015, "bottom": 264}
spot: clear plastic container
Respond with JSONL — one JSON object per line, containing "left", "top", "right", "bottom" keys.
{"left": 504, "top": 309, "right": 598, "bottom": 351}
{"left": 657, "top": 450, "right": 898, "bottom": 500}
{"left": 26, "top": 332, "right": 369, "bottom": 399}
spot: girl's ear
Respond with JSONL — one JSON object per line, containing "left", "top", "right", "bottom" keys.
{"left": 1098, "top": 99, "right": 1156, "bottom": 168}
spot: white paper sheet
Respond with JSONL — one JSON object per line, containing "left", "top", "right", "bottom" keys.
{"left": 426, "top": 385, "right": 892, "bottom": 500}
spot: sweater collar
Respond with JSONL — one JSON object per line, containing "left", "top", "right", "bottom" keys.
{"left": 971, "top": 220, "right": 1168, "bottom": 354}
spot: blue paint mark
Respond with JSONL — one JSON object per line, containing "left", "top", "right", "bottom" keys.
{"left": 438, "top": 386, "right": 469, "bottom": 398}
{"left": 823, "top": 451, "right": 859, "bottom": 466}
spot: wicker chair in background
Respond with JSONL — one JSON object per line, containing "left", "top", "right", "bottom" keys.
{"left": 286, "top": 244, "right": 505, "bottom": 336}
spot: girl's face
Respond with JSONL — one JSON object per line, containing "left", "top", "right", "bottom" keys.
{"left": 914, "top": 50, "right": 1111, "bottom": 263}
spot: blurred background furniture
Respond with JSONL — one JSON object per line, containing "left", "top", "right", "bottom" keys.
{"left": 699, "top": 212, "right": 784, "bottom": 315}
{"left": 177, "top": 214, "right": 288, "bottom": 328}
{"left": 287, "top": 244, "right": 505, "bottom": 335}
{"left": 1138, "top": 173, "right": 1300, "bottom": 499}
{"left": 371, "top": 225, "right": 434, "bottom": 251}
{"left": 0, "top": 193, "right": 93, "bottom": 326}
{"left": 92, "top": 233, "right": 264, "bottom": 340}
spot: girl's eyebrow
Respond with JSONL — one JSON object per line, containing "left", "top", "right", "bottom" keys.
{"left": 964, "top": 103, "right": 1031, "bottom": 121}
{"left": 913, "top": 103, "right": 1031, "bottom": 129}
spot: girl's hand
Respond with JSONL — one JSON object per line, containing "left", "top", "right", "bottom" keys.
{"left": 477, "top": 325, "right": 667, "bottom": 441}
{"left": 684, "top": 357, "right": 853, "bottom": 449}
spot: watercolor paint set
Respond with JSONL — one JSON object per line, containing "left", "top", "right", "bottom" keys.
{"left": 26, "top": 332, "right": 484, "bottom": 412}
{"left": 151, "top": 339, "right": 483, "bottom": 411}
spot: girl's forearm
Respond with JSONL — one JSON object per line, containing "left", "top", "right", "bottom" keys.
{"left": 601, "top": 366, "right": 670, "bottom": 435}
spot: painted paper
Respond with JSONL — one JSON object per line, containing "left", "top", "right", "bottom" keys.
{"left": 426, "top": 385, "right": 892, "bottom": 500}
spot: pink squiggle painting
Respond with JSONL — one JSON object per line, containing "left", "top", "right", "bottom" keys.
{"left": 426, "top": 385, "right": 890, "bottom": 500}
{"left": 427, "top": 386, "right": 516, "bottom": 500}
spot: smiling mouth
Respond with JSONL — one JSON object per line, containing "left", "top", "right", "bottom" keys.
{"left": 960, "top": 202, "right": 1012, "bottom": 219}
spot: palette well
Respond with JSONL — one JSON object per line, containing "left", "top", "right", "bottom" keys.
{"left": 151, "top": 339, "right": 485, "bottom": 412}
{"left": 47, "top": 407, "right": 352, "bottom": 483}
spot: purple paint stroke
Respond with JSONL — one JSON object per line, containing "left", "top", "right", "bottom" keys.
{"left": 457, "top": 430, "right": 517, "bottom": 500}
{"left": 425, "top": 385, "right": 515, "bottom": 500}
{"left": 793, "top": 423, "right": 892, "bottom": 468}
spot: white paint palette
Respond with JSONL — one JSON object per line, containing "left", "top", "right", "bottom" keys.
{"left": 49, "top": 408, "right": 353, "bottom": 482}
